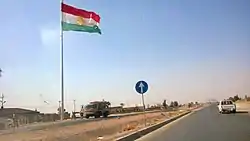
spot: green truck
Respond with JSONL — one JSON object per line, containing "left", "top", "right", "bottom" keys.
{"left": 80, "top": 100, "right": 111, "bottom": 118}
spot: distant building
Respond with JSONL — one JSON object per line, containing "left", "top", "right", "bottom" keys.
{"left": 0, "top": 108, "right": 42, "bottom": 129}
{"left": 0, "top": 108, "right": 40, "bottom": 117}
{"left": 0, "top": 117, "right": 13, "bottom": 130}
{"left": 110, "top": 106, "right": 123, "bottom": 114}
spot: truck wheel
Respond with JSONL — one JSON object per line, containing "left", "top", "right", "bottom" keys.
{"left": 232, "top": 109, "right": 236, "bottom": 113}
{"left": 94, "top": 115, "right": 100, "bottom": 118}
{"left": 103, "top": 112, "right": 108, "bottom": 118}
{"left": 85, "top": 115, "right": 89, "bottom": 119}
{"left": 80, "top": 113, "right": 84, "bottom": 118}
{"left": 94, "top": 112, "right": 101, "bottom": 118}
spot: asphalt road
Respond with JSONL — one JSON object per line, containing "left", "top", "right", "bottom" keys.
{"left": 137, "top": 104, "right": 250, "bottom": 141}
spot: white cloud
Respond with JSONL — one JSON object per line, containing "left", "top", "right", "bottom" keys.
{"left": 40, "top": 25, "right": 60, "bottom": 48}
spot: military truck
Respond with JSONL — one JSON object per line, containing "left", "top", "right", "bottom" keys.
{"left": 80, "top": 101, "right": 111, "bottom": 118}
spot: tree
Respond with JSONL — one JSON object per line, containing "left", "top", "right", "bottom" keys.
{"left": 173, "top": 101, "right": 179, "bottom": 107}
{"left": 162, "top": 100, "right": 167, "bottom": 109}
{"left": 120, "top": 103, "right": 125, "bottom": 107}
{"left": 170, "top": 101, "right": 174, "bottom": 107}
{"left": 233, "top": 95, "right": 240, "bottom": 102}
{"left": 147, "top": 104, "right": 150, "bottom": 109}
{"left": 244, "top": 95, "right": 250, "bottom": 101}
{"left": 228, "top": 97, "right": 234, "bottom": 101}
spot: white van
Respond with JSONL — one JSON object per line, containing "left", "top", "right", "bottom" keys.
{"left": 218, "top": 100, "right": 236, "bottom": 113}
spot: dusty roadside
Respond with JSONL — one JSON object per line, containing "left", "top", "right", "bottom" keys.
{"left": 0, "top": 110, "right": 188, "bottom": 141}
{"left": 235, "top": 101, "right": 250, "bottom": 112}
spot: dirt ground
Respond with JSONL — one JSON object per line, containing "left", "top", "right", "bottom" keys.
{"left": 0, "top": 110, "right": 187, "bottom": 141}
{"left": 236, "top": 101, "right": 250, "bottom": 112}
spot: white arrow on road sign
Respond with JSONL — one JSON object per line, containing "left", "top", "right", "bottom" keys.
{"left": 139, "top": 82, "right": 145, "bottom": 94}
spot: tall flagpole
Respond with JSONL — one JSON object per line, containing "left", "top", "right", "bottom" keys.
{"left": 60, "top": 0, "right": 65, "bottom": 120}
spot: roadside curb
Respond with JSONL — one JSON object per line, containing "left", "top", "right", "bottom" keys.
{"left": 115, "top": 111, "right": 191, "bottom": 141}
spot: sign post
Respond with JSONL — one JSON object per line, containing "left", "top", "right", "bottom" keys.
{"left": 135, "top": 80, "right": 149, "bottom": 126}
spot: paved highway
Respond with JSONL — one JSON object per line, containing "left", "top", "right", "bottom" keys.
{"left": 137, "top": 104, "right": 250, "bottom": 141}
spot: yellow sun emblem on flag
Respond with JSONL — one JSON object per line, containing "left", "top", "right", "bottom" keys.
{"left": 76, "top": 16, "right": 85, "bottom": 25}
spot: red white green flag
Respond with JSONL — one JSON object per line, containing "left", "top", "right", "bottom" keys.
{"left": 61, "top": 3, "right": 101, "bottom": 34}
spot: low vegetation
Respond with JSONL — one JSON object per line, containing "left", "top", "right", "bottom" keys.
{"left": 228, "top": 95, "right": 250, "bottom": 102}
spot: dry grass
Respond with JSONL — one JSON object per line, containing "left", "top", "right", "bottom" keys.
{"left": 122, "top": 122, "right": 138, "bottom": 131}
{"left": 0, "top": 110, "right": 186, "bottom": 141}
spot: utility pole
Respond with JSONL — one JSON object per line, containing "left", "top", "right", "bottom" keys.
{"left": 73, "top": 100, "right": 76, "bottom": 113}
{"left": 0, "top": 93, "right": 6, "bottom": 109}
{"left": 60, "top": 0, "right": 65, "bottom": 121}
{"left": 0, "top": 70, "right": 6, "bottom": 109}
{"left": 0, "top": 68, "right": 2, "bottom": 77}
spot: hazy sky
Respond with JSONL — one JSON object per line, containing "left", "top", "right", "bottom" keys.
{"left": 0, "top": 0, "right": 249, "bottom": 113}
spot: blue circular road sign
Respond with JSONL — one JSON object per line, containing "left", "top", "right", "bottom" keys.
{"left": 135, "top": 80, "right": 148, "bottom": 94}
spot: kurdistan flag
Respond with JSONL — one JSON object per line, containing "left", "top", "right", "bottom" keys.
{"left": 61, "top": 3, "right": 101, "bottom": 34}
